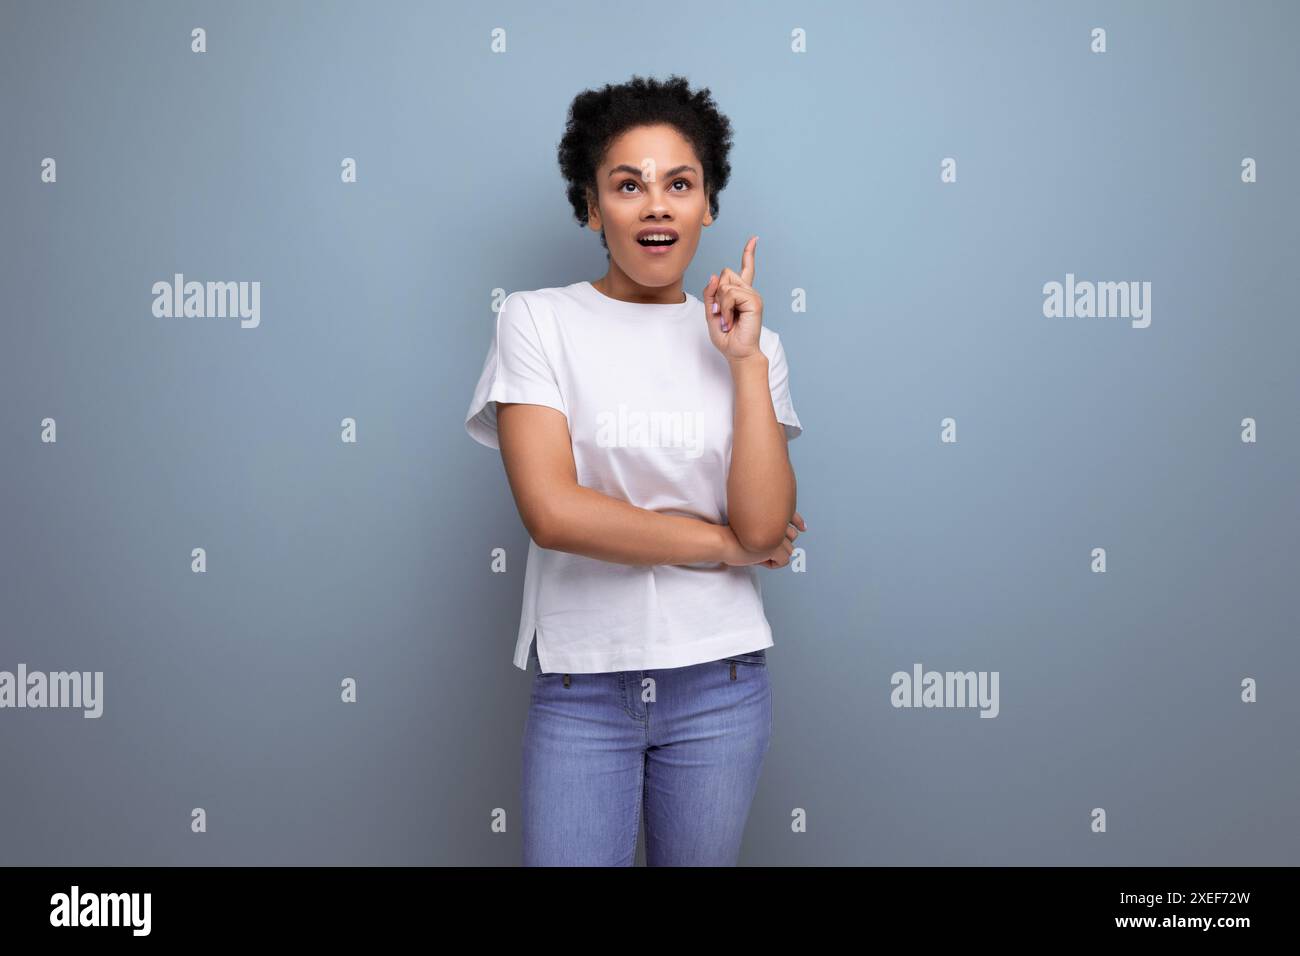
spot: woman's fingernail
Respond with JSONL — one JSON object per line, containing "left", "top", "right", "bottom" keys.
{"left": 712, "top": 302, "right": 719, "bottom": 314}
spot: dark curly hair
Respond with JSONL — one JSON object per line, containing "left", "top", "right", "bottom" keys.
{"left": 557, "top": 74, "right": 734, "bottom": 256}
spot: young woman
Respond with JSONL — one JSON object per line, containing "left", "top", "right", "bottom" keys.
{"left": 464, "top": 74, "right": 805, "bottom": 866}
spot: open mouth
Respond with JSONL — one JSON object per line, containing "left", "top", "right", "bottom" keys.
{"left": 636, "top": 233, "right": 679, "bottom": 247}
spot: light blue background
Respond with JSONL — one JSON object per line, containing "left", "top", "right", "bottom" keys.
{"left": 1, "top": 0, "right": 1296, "bottom": 865}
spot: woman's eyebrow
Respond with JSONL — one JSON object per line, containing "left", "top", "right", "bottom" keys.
{"left": 607, "top": 164, "right": 698, "bottom": 179}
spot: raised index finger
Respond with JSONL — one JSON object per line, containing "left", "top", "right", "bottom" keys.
{"left": 740, "top": 235, "right": 758, "bottom": 286}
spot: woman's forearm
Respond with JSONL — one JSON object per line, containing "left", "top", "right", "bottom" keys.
{"left": 726, "top": 353, "right": 797, "bottom": 551}
{"left": 538, "top": 484, "right": 732, "bottom": 567}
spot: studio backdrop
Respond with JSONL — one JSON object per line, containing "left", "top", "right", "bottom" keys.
{"left": 1, "top": 0, "right": 1296, "bottom": 865}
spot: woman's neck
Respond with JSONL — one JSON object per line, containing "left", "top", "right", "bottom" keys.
{"left": 591, "top": 269, "right": 687, "bottom": 306}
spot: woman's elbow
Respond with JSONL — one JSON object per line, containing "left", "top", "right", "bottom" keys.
{"left": 522, "top": 497, "right": 567, "bottom": 550}
{"left": 734, "top": 520, "right": 788, "bottom": 554}
{"left": 526, "top": 510, "right": 559, "bottom": 550}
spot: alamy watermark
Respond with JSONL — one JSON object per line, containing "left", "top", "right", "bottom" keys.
{"left": 1042, "top": 272, "right": 1151, "bottom": 328}
{"left": 891, "top": 662, "right": 999, "bottom": 718}
{"left": 0, "top": 664, "right": 103, "bottom": 718}
{"left": 50, "top": 885, "right": 150, "bottom": 936}
{"left": 152, "top": 273, "right": 260, "bottom": 328}
{"left": 595, "top": 404, "right": 704, "bottom": 459}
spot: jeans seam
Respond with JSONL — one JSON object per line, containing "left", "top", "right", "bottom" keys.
{"left": 623, "top": 672, "right": 646, "bottom": 722}
{"left": 631, "top": 750, "right": 645, "bottom": 865}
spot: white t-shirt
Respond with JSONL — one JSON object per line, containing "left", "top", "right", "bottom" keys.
{"left": 465, "top": 279, "right": 802, "bottom": 674}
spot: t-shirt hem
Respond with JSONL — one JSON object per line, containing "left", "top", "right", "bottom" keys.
{"left": 466, "top": 379, "right": 569, "bottom": 450}
{"left": 776, "top": 408, "right": 802, "bottom": 440}
{"left": 515, "top": 623, "right": 775, "bottom": 674}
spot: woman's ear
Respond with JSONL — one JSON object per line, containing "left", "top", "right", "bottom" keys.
{"left": 586, "top": 186, "right": 602, "bottom": 233}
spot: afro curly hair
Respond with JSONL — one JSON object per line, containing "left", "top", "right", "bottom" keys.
{"left": 556, "top": 74, "right": 734, "bottom": 257}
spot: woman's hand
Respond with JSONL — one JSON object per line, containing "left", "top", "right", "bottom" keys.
{"left": 720, "top": 511, "right": 807, "bottom": 568}
{"left": 703, "top": 236, "right": 763, "bottom": 363}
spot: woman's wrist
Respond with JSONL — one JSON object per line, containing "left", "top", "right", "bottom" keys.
{"left": 713, "top": 521, "right": 739, "bottom": 564}
{"left": 727, "top": 352, "right": 768, "bottom": 377}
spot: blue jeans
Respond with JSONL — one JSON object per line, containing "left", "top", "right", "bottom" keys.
{"left": 521, "top": 642, "right": 773, "bottom": 866}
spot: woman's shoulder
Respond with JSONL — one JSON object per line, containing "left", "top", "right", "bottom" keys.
{"left": 496, "top": 282, "right": 587, "bottom": 323}
{"left": 502, "top": 281, "right": 587, "bottom": 305}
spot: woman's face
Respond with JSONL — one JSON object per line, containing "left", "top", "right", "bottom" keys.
{"left": 586, "top": 123, "right": 713, "bottom": 288}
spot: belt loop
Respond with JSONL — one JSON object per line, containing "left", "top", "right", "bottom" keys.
{"left": 730, "top": 662, "right": 737, "bottom": 681}
{"left": 563, "top": 674, "right": 571, "bottom": 688}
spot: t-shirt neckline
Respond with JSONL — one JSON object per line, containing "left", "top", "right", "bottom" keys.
{"left": 577, "top": 280, "right": 696, "bottom": 316}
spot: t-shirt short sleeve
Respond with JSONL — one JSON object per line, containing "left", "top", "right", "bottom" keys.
{"left": 766, "top": 332, "right": 803, "bottom": 441}
{"left": 465, "top": 292, "right": 569, "bottom": 449}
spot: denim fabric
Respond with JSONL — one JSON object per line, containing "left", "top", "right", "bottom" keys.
{"left": 520, "top": 641, "right": 772, "bottom": 866}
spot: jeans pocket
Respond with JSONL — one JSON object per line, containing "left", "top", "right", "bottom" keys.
{"left": 722, "top": 649, "right": 767, "bottom": 666}
{"left": 530, "top": 641, "right": 569, "bottom": 685}
{"left": 723, "top": 649, "right": 766, "bottom": 681}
